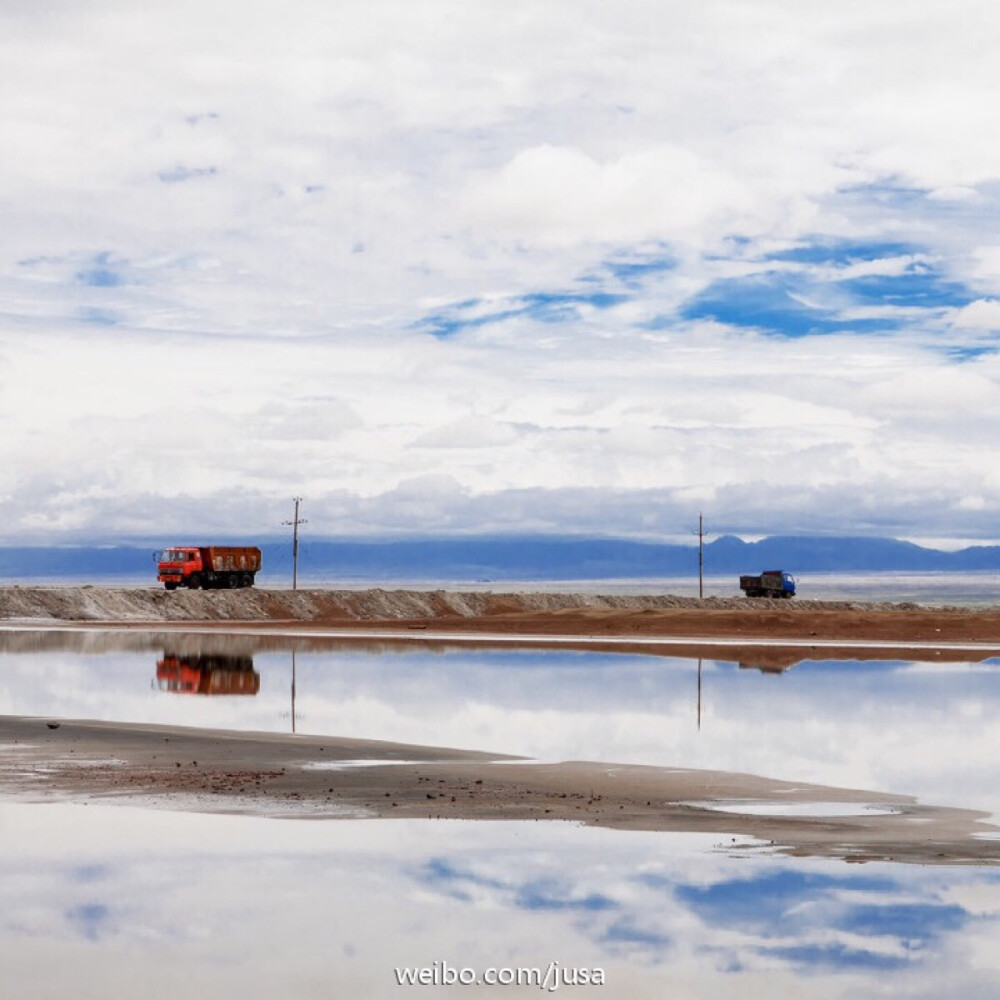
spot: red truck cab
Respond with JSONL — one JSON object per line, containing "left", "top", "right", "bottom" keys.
{"left": 158, "top": 547, "right": 203, "bottom": 590}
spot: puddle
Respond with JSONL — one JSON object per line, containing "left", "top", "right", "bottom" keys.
{"left": 684, "top": 800, "right": 904, "bottom": 818}
{"left": 300, "top": 758, "right": 425, "bottom": 770}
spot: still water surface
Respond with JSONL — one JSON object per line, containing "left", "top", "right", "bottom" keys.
{"left": 2, "top": 631, "right": 1000, "bottom": 997}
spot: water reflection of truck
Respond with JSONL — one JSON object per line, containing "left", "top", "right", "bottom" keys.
{"left": 156, "top": 653, "right": 260, "bottom": 696}
{"left": 739, "top": 570, "right": 796, "bottom": 599}
{"left": 157, "top": 546, "right": 262, "bottom": 590}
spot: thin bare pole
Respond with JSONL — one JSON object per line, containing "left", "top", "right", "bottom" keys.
{"left": 697, "top": 657, "right": 702, "bottom": 731}
{"left": 698, "top": 512, "right": 704, "bottom": 599}
{"left": 282, "top": 497, "right": 308, "bottom": 590}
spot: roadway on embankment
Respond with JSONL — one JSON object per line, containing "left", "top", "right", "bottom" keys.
{"left": 2, "top": 586, "right": 1000, "bottom": 662}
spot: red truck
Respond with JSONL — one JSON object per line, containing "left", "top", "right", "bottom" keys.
{"left": 157, "top": 546, "right": 262, "bottom": 590}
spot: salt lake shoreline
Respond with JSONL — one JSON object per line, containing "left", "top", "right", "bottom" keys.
{"left": 3, "top": 585, "right": 999, "bottom": 864}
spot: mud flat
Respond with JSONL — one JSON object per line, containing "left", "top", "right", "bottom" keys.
{"left": 2, "top": 586, "right": 1000, "bottom": 653}
{"left": 1, "top": 716, "right": 995, "bottom": 866}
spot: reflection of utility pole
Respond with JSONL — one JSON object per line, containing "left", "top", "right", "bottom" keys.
{"left": 282, "top": 497, "right": 308, "bottom": 590}
{"left": 291, "top": 649, "right": 297, "bottom": 735}
{"left": 697, "top": 657, "right": 702, "bottom": 731}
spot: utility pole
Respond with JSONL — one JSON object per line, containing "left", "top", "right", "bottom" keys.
{"left": 282, "top": 497, "right": 308, "bottom": 590}
{"left": 698, "top": 512, "right": 705, "bottom": 599}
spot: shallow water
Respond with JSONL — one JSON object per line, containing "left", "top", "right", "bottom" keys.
{"left": 2, "top": 632, "right": 999, "bottom": 816}
{"left": 2, "top": 631, "right": 1000, "bottom": 996}
{"left": 2, "top": 804, "right": 1000, "bottom": 999}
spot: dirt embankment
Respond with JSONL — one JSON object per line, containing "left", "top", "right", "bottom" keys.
{"left": 0, "top": 584, "right": 867, "bottom": 622}
{"left": 2, "top": 585, "right": 1000, "bottom": 649}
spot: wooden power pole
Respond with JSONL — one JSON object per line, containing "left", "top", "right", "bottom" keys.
{"left": 698, "top": 511, "right": 705, "bottom": 599}
{"left": 282, "top": 497, "right": 308, "bottom": 590}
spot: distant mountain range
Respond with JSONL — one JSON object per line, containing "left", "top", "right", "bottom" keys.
{"left": 1, "top": 534, "right": 999, "bottom": 582}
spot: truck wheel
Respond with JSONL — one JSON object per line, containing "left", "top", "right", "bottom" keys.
{"left": 246, "top": 573, "right": 256, "bottom": 588}
{"left": 240, "top": 572, "right": 252, "bottom": 588}
{"left": 187, "top": 574, "right": 201, "bottom": 590}
{"left": 226, "top": 574, "right": 238, "bottom": 588}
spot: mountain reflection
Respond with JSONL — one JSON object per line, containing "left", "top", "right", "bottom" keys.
{"left": 155, "top": 652, "right": 260, "bottom": 696}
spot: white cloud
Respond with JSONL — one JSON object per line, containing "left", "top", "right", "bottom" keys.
{"left": 461, "top": 144, "right": 754, "bottom": 248}
{"left": 2, "top": 314, "right": 999, "bottom": 542}
{"left": 2, "top": 0, "right": 1000, "bottom": 542}
{"left": 951, "top": 299, "right": 1000, "bottom": 331}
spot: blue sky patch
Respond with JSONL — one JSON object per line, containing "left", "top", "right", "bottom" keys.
{"left": 417, "top": 235, "right": 975, "bottom": 342}
{"left": 837, "top": 181, "right": 932, "bottom": 210}
{"left": 603, "top": 253, "right": 676, "bottom": 288}
{"left": 419, "top": 857, "right": 506, "bottom": 894}
{"left": 766, "top": 942, "right": 909, "bottom": 971}
{"left": 765, "top": 240, "right": 923, "bottom": 266}
{"left": 72, "top": 252, "right": 124, "bottom": 287}
{"left": 673, "top": 869, "right": 968, "bottom": 970}
{"left": 77, "top": 267, "right": 121, "bottom": 287}
{"left": 680, "top": 237, "right": 974, "bottom": 336}
{"left": 418, "top": 860, "right": 619, "bottom": 915}
{"left": 514, "top": 880, "right": 618, "bottom": 912}
{"left": 66, "top": 902, "right": 111, "bottom": 941}
{"left": 418, "top": 290, "right": 627, "bottom": 338}
{"left": 840, "top": 269, "right": 971, "bottom": 308}
{"left": 679, "top": 273, "right": 899, "bottom": 336}
{"left": 601, "top": 918, "right": 670, "bottom": 948}
{"left": 521, "top": 291, "right": 626, "bottom": 322}
{"left": 673, "top": 869, "right": 895, "bottom": 929}
{"left": 637, "top": 314, "right": 672, "bottom": 330}
{"left": 837, "top": 901, "right": 966, "bottom": 940}
{"left": 946, "top": 346, "right": 997, "bottom": 361}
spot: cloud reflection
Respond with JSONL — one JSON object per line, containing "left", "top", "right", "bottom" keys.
{"left": 2, "top": 800, "right": 1000, "bottom": 996}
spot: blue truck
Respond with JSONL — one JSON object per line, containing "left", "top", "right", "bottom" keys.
{"left": 739, "top": 570, "right": 796, "bottom": 599}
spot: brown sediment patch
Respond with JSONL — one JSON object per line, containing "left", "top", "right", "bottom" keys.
{"left": 1, "top": 715, "right": 996, "bottom": 866}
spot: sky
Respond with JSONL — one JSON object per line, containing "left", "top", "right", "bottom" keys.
{"left": 2, "top": 0, "right": 1000, "bottom": 545}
